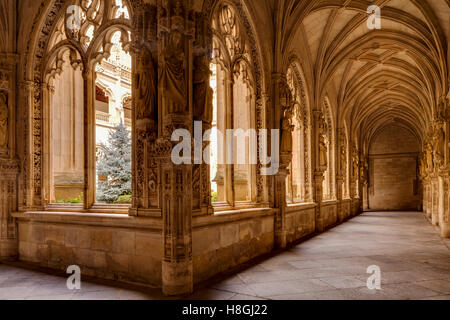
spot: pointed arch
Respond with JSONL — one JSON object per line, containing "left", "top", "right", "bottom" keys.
{"left": 285, "top": 58, "right": 313, "bottom": 203}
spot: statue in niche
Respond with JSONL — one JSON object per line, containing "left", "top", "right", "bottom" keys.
{"left": 318, "top": 117, "right": 328, "bottom": 169}
{"left": 136, "top": 49, "right": 157, "bottom": 121}
{"left": 340, "top": 145, "right": 347, "bottom": 174}
{"left": 419, "top": 154, "right": 426, "bottom": 178}
{"left": 360, "top": 157, "right": 368, "bottom": 183}
{"left": 160, "top": 31, "right": 186, "bottom": 114}
{"left": 193, "top": 55, "right": 213, "bottom": 124}
{"left": 352, "top": 152, "right": 359, "bottom": 178}
{"left": 0, "top": 92, "right": 8, "bottom": 150}
{"left": 426, "top": 142, "right": 434, "bottom": 172}
{"left": 434, "top": 123, "right": 445, "bottom": 167}
{"left": 280, "top": 108, "right": 294, "bottom": 153}
{"left": 339, "top": 131, "right": 346, "bottom": 174}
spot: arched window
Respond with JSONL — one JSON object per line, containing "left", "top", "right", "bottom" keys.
{"left": 43, "top": 0, "right": 132, "bottom": 208}
{"left": 286, "top": 64, "right": 312, "bottom": 203}
{"left": 209, "top": 4, "right": 257, "bottom": 208}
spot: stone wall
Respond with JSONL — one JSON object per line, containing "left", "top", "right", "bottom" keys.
{"left": 13, "top": 204, "right": 346, "bottom": 288}
{"left": 369, "top": 125, "right": 421, "bottom": 211}
{"left": 321, "top": 201, "right": 339, "bottom": 229}
{"left": 285, "top": 204, "right": 316, "bottom": 243}
{"left": 14, "top": 212, "right": 163, "bottom": 287}
{"left": 192, "top": 209, "right": 275, "bottom": 284}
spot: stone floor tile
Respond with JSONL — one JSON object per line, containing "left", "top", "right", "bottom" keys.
{"left": 0, "top": 211, "right": 449, "bottom": 300}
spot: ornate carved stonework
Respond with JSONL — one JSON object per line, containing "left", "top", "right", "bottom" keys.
{"left": 0, "top": 92, "right": 8, "bottom": 152}
{"left": 318, "top": 113, "right": 328, "bottom": 171}
{"left": 433, "top": 121, "right": 445, "bottom": 168}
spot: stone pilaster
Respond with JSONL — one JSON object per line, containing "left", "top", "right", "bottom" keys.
{"left": 431, "top": 175, "right": 439, "bottom": 225}
{"left": 274, "top": 167, "right": 289, "bottom": 249}
{"left": 272, "top": 73, "right": 293, "bottom": 249}
{"left": 192, "top": 12, "right": 213, "bottom": 215}
{"left": 336, "top": 175, "right": 344, "bottom": 222}
{"left": 441, "top": 175, "right": 450, "bottom": 238}
{"left": 439, "top": 172, "right": 449, "bottom": 237}
{"left": 157, "top": 0, "right": 195, "bottom": 296}
{"left": 312, "top": 110, "right": 326, "bottom": 231}
{"left": 129, "top": 3, "right": 159, "bottom": 217}
{"left": 0, "top": 53, "right": 19, "bottom": 259}
{"left": 0, "top": 159, "right": 19, "bottom": 260}
{"left": 18, "top": 80, "right": 34, "bottom": 211}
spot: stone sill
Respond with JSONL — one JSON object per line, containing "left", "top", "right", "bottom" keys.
{"left": 193, "top": 207, "right": 275, "bottom": 229}
{"left": 321, "top": 200, "right": 338, "bottom": 206}
{"left": 211, "top": 202, "right": 269, "bottom": 212}
{"left": 12, "top": 211, "right": 162, "bottom": 231}
{"left": 13, "top": 207, "right": 276, "bottom": 231}
{"left": 45, "top": 204, "right": 131, "bottom": 214}
{"left": 286, "top": 202, "right": 317, "bottom": 213}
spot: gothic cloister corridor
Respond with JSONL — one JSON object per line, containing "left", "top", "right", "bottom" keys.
{"left": 0, "top": 211, "right": 449, "bottom": 300}
{"left": 0, "top": 0, "right": 449, "bottom": 301}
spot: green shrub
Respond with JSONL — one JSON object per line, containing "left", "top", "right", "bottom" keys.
{"left": 56, "top": 193, "right": 83, "bottom": 204}
{"left": 211, "top": 192, "right": 218, "bottom": 203}
{"left": 67, "top": 193, "right": 83, "bottom": 204}
{"left": 117, "top": 194, "right": 132, "bottom": 204}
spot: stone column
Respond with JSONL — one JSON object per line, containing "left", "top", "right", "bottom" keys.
{"left": 422, "top": 178, "right": 427, "bottom": 215}
{"left": 0, "top": 54, "right": 20, "bottom": 259}
{"left": 442, "top": 174, "right": 450, "bottom": 238}
{"left": 425, "top": 179, "right": 431, "bottom": 218}
{"left": 349, "top": 144, "right": 358, "bottom": 216}
{"left": 41, "top": 82, "right": 52, "bottom": 205}
{"left": 313, "top": 172, "right": 325, "bottom": 231}
{"left": 272, "top": 74, "right": 293, "bottom": 248}
{"left": 362, "top": 182, "right": 369, "bottom": 210}
{"left": 431, "top": 175, "right": 439, "bottom": 225}
{"left": 336, "top": 175, "right": 344, "bottom": 222}
{"left": 438, "top": 172, "right": 449, "bottom": 237}
{"left": 312, "top": 110, "right": 326, "bottom": 231}
{"left": 128, "top": 3, "right": 160, "bottom": 217}
{"left": 192, "top": 14, "right": 213, "bottom": 215}
{"left": 274, "top": 167, "right": 289, "bottom": 249}
{"left": 156, "top": 0, "right": 195, "bottom": 296}
{"left": 18, "top": 80, "right": 35, "bottom": 210}
{"left": 83, "top": 67, "right": 97, "bottom": 209}
{"left": 0, "top": 160, "right": 19, "bottom": 260}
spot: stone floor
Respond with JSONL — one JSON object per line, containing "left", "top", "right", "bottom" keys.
{"left": 1, "top": 211, "right": 449, "bottom": 300}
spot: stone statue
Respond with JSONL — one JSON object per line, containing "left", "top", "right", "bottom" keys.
{"left": 339, "top": 131, "right": 347, "bottom": 173}
{"left": 434, "top": 123, "right": 445, "bottom": 167}
{"left": 319, "top": 118, "right": 328, "bottom": 169}
{"left": 280, "top": 108, "right": 294, "bottom": 153}
{"left": 135, "top": 49, "right": 157, "bottom": 121}
{"left": 340, "top": 145, "right": 347, "bottom": 174}
{"left": 360, "top": 158, "right": 368, "bottom": 183}
{"left": 352, "top": 152, "right": 359, "bottom": 178}
{"left": 419, "top": 154, "right": 426, "bottom": 178}
{"left": 426, "top": 142, "right": 434, "bottom": 172}
{"left": 0, "top": 92, "right": 8, "bottom": 150}
{"left": 160, "top": 31, "right": 186, "bottom": 114}
{"left": 193, "top": 55, "right": 213, "bottom": 123}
